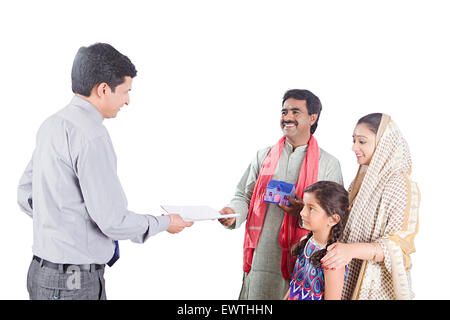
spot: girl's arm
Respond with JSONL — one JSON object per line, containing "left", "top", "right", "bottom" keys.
{"left": 323, "top": 267, "right": 346, "bottom": 300}
{"left": 321, "top": 242, "right": 384, "bottom": 270}
{"left": 283, "top": 289, "right": 290, "bottom": 300}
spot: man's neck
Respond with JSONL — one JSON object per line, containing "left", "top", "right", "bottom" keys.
{"left": 286, "top": 133, "right": 311, "bottom": 150}
{"left": 75, "top": 94, "right": 104, "bottom": 119}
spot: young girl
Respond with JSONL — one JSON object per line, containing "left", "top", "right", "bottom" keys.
{"left": 284, "top": 181, "right": 349, "bottom": 300}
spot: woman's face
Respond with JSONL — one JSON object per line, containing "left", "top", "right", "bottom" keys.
{"left": 352, "top": 123, "right": 376, "bottom": 166}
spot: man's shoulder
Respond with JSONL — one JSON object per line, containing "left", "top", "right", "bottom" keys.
{"left": 60, "top": 103, "right": 107, "bottom": 138}
{"left": 242, "top": 145, "right": 272, "bottom": 169}
{"left": 257, "top": 145, "right": 272, "bottom": 157}
{"left": 253, "top": 145, "right": 272, "bottom": 163}
{"left": 318, "top": 147, "right": 340, "bottom": 165}
{"left": 37, "top": 108, "right": 68, "bottom": 136}
{"left": 38, "top": 104, "right": 108, "bottom": 147}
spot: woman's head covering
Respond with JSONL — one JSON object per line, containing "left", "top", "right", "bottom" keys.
{"left": 348, "top": 114, "right": 411, "bottom": 205}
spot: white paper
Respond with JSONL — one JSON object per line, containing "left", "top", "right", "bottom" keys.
{"left": 160, "top": 205, "right": 239, "bottom": 222}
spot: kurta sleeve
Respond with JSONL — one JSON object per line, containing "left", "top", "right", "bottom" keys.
{"left": 226, "top": 147, "right": 270, "bottom": 229}
{"left": 17, "top": 156, "right": 34, "bottom": 218}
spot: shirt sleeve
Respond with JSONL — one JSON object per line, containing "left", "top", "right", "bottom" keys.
{"left": 17, "top": 156, "right": 33, "bottom": 218}
{"left": 76, "top": 135, "right": 170, "bottom": 243}
{"left": 226, "top": 148, "right": 269, "bottom": 229}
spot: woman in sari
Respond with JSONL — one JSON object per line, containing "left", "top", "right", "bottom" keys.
{"left": 320, "top": 113, "right": 420, "bottom": 299}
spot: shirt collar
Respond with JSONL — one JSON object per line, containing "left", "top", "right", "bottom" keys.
{"left": 285, "top": 140, "right": 308, "bottom": 153}
{"left": 70, "top": 95, "right": 104, "bottom": 123}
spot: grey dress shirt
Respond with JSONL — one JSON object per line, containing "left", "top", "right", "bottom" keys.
{"left": 17, "top": 95, "right": 170, "bottom": 265}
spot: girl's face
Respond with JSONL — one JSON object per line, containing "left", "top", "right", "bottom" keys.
{"left": 300, "top": 192, "right": 337, "bottom": 233}
{"left": 352, "top": 123, "right": 376, "bottom": 166}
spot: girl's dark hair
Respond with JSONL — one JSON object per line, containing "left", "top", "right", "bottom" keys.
{"left": 292, "top": 181, "right": 349, "bottom": 268}
{"left": 357, "top": 113, "right": 383, "bottom": 134}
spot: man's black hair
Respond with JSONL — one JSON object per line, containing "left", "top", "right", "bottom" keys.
{"left": 71, "top": 43, "right": 137, "bottom": 97}
{"left": 282, "top": 89, "right": 322, "bottom": 134}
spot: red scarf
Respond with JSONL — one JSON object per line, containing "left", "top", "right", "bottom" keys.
{"left": 243, "top": 135, "right": 319, "bottom": 280}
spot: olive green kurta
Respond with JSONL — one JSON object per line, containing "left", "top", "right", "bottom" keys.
{"left": 227, "top": 141, "right": 343, "bottom": 300}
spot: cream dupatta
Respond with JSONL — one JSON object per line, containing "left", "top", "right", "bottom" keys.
{"left": 342, "top": 114, "right": 420, "bottom": 300}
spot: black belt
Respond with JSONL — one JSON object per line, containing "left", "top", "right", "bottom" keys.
{"left": 33, "top": 256, "right": 105, "bottom": 273}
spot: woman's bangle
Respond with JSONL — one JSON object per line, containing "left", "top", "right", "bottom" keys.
{"left": 371, "top": 243, "right": 378, "bottom": 261}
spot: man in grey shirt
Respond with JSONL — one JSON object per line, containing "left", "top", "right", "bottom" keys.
{"left": 219, "top": 89, "right": 344, "bottom": 299}
{"left": 18, "top": 43, "right": 193, "bottom": 300}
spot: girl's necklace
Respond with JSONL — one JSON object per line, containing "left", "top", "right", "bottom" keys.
{"left": 304, "top": 236, "right": 326, "bottom": 259}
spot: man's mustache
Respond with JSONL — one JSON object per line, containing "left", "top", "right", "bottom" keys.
{"left": 282, "top": 121, "right": 298, "bottom": 126}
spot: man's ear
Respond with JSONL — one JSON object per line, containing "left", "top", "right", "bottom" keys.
{"left": 96, "top": 82, "right": 110, "bottom": 98}
{"left": 310, "top": 113, "right": 318, "bottom": 126}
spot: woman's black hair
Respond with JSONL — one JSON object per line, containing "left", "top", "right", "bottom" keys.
{"left": 292, "top": 181, "right": 349, "bottom": 268}
{"left": 356, "top": 113, "right": 383, "bottom": 135}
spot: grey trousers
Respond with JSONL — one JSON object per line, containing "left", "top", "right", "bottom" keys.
{"left": 27, "top": 257, "right": 107, "bottom": 300}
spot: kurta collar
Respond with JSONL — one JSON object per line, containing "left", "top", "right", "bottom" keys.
{"left": 70, "top": 95, "right": 104, "bottom": 123}
{"left": 285, "top": 140, "right": 308, "bottom": 154}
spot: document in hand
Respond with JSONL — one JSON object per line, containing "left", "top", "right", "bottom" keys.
{"left": 160, "top": 205, "right": 239, "bottom": 222}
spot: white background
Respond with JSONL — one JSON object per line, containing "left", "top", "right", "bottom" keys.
{"left": 0, "top": 0, "right": 448, "bottom": 299}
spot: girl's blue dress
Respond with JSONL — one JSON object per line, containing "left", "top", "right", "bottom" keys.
{"left": 289, "top": 238, "right": 325, "bottom": 300}
{"left": 288, "top": 238, "right": 348, "bottom": 300}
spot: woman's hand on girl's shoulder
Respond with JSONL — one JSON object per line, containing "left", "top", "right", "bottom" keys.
{"left": 321, "top": 242, "right": 353, "bottom": 270}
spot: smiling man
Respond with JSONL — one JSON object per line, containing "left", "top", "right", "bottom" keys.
{"left": 219, "top": 89, "right": 344, "bottom": 300}
{"left": 18, "top": 43, "right": 193, "bottom": 300}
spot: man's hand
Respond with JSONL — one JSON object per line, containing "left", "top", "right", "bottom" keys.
{"left": 166, "top": 214, "right": 194, "bottom": 234}
{"left": 278, "top": 194, "right": 304, "bottom": 218}
{"left": 218, "top": 207, "right": 236, "bottom": 227}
